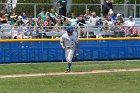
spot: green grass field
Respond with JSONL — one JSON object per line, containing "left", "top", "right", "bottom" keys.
{"left": 0, "top": 61, "right": 140, "bottom": 93}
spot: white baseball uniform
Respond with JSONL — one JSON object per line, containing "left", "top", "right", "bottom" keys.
{"left": 60, "top": 32, "right": 79, "bottom": 63}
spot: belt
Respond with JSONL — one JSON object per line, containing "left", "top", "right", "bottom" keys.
{"left": 66, "top": 46, "right": 74, "bottom": 49}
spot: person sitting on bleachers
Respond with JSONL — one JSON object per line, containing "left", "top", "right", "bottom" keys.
{"left": 96, "top": 17, "right": 103, "bottom": 26}
{"left": 9, "top": 24, "right": 19, "bottom": 39}
{"left": 87, "top": 12, "right": 98, "bottom": 27}
{"left": 10, "top": 11, "right": 18, "bottom": 25}
{"left": 16, "top": 16, "right": 24, "bottom": 26}
{"left": 104, "top": 15, "right": 113, "bottom": 27}
{"left": 124, "top": 16, "right": 135, "bottom": 27}
{"left": 115, "top": 13, "right": 124, "bottom": 25}
{"left": 77, "top": 15, "right": 86, "bottom": 37}
{"left": 129, "top": 26, "right": 139, "bottom": 37}
{"left": 0, "top": 13, "right": 8, "bottom": 24}
{"left": 111, "top": 22, "right": 125, "bottom": 37}
{"left": 26, "top": 16, "right": 36, "bottom": 26}
{"left": 100, "top": 22, "right": 111, "bottom": 37}
{"left": 69, "top": 13, "right": 78, "bottom": 26}
{"left": 109, "top": 10, "right": 116, "bottom": 22}
{"left": 21, "top": 12, "right": 28, "bottom": 24}
{"left": 124, "top": 16, "right": 136, "bottom": 37}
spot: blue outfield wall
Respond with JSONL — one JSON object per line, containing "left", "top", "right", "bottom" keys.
{"left": 0, "top": 38, "right": 140, "bottom": 63}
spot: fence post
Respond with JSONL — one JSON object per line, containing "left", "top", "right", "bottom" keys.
{"left": 85, "top": 4, "right": 88, "bottom": 14}
{"left": 34, "top": 3, "right": 36, "bottom": 18}
{"left": 134, "top": 4, "right": 136, "bottom": 18}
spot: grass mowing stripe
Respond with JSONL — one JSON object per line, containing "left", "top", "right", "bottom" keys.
{"left": 0, "top": 61, "right": 140, "bottom": 75}
{"left": 0, "top": 72, "right": 139, "bottom": 93}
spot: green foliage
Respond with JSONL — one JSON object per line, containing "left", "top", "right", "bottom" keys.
{"left": 0, "top": 0, "right": 8, "bottom": 11}
{"left": 114, "top": 0, "right": 140, "bottom": 4}
{"left": 17, "top": 0, "right": 51, "bottom": 3}
{"left": 13, "top": 0, "right": 140, "bottom": 17}
{"left": 72, "top": 0, "right": 100, "bottom": 4}
{"left": 14, "top": 0, "right": 51, "bottom": 17}
{"left": 69, "top": 0, "right": 101, "bottom": 17}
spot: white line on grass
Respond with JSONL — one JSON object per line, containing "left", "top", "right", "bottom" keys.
{"left": 0, "top": 68, "right": 140, "bottom": 79}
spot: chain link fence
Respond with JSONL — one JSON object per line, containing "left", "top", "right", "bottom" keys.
{"left": 0, "top": 3, "right": 140, "bottom": 18}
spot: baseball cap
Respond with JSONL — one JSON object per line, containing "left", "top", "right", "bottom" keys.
{"left": 129, "top": 16, "right": 133, "bottom": 19}
{"left": 66, "top": 26, "right": 75, "bottom": 33}
{"left": 18, "top": 16, "right": 22, "bottom": 19}
{"left": 117, "top": 13, "right": 121, "bottom": 17}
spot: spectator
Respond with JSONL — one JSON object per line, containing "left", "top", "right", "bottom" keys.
{"left": 109, "top": 11, "right": 116, "bottom": 22}
{"left": 43, "top": 16, "right": 54, "bottom": 31}
{"left": 84, "top": 9, "right": 91, "bottom": 21}
{"left": 36, "top": 14, "right": 43, "bottom": 26}
{"left": 10, "top": 11, "right": 18, "bottom": 25}
{"left": 88, "top": 12, "right": 98, "bottom": 27}
{"left": 54, "top": 19, "right": 63, "bottom": 32}
{"left": 77, "top": 15, "right": 86, "bottom": 28}
{"left": 16, "top": 16, "right": 24, "bottom": 26}
{"left": 96, "top": 17, "right": 103, "bottom": 26}
{"left": 0, "top": 13, "right": 8, "bottom": 24}
{"left": 56, "top": 0, "right": 67, "bottom": 17}
{"left": 100, "top": 22, "right": 111, "bottom": 37}
{"left": 129, "top": 26, "right": 138, "bottom": 37}
{"left": 26, "top": 16, "right": 36, "bottom": 26}
{"left": 50, "top": 7, "right": 58, "bottom": 23}
{"left": 63, "top": 19, "right": 71, "bottom": 26}
{"left": 104, "top": 15, "right": 113, "bottom": 27}
{"left": 9, "top": 24, "right": 19, "bottom": 39}
{"left": 69, "top": 13, "right": 78, "bottom": 26}
{"left": 101, "top": 22, "right": 110, "bottom": 32}
{"left": 111, "top": 22, "right": 125, "bottom": 37}
{"left": 124, "top": 16, "right": 135, "bottom": 36}
{"left": 77, "top": 15, "right": 86, "bottom": 37}
{"left": 21, "top": 12, "right": 28, "bottom": 24}
{"left": 124, "top": 16, "right": 135, "bottom": 27}
{"left": 39, "top": 8, "right": 46, "bottom": 21}
{"left": 102, "top": 0, "right": 113, "bottom": 18}
{"left": 46, "top": 12, "right": 54, "bottom": 23}
{"left": 115, "top": 13, "right": 124, "bottom": 24}
{"left": 22, "top": 24, "right": 32, "bottom": 39}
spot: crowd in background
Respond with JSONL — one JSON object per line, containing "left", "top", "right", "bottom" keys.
{"left": 0, "top": 0, "right": 139, "bottom": 39}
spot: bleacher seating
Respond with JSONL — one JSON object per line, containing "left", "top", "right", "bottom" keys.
{"left": 1, "top": 18, "right": 140, "bottom": 39}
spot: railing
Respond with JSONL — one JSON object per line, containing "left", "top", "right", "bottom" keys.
{"left": 1, "top": 3, "right": 140, "bottom": 18}
{"left": 0, "top": 24, "right": 140, "bottom": 39}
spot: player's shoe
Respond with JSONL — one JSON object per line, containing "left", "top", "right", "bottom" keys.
{"left": 65, "top": 69, "right": 70, "bottom": 73}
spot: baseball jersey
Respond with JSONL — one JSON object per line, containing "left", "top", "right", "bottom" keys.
{"left": 60, "top": 32, "right": 78, "bottom": 48}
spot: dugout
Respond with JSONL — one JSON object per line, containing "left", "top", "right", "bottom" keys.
{"left": 0, "top": 38, "right": 140, "bottom": 63}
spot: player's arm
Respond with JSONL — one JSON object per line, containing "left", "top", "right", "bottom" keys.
{"left": 60, "top": 37, "right": 65, "bottom": 49}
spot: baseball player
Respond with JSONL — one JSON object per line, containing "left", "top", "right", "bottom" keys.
{"left": 60, "top": 26, "right": 79, "bottom": 73}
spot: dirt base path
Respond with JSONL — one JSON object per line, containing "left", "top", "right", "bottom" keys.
{"left": 0, "top": 68, "right": 140, "bottom": 79}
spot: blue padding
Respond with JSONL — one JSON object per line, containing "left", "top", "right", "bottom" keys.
{"left": 0, "top": 39, "right": 140, "bottom": 63}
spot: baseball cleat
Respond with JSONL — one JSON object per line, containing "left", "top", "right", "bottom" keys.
{"left": 65, "top": 69, "right": 70, "bottom": 73}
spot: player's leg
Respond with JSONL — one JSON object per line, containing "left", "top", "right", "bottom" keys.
{"left": 65, "top": 49, "right": 74, "bottom": 72}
